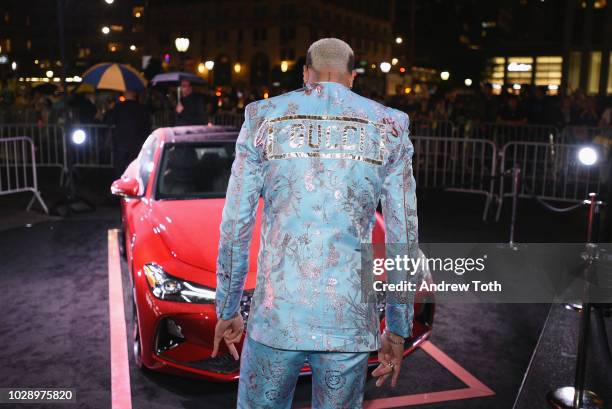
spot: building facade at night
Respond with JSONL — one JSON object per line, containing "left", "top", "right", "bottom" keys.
{"left": 144, "top": 0, "right": 396, "bottom": 93}
{"left": 481, "top": 0, "right": 611, "bottom": 96}
{"left": 0, "top": 0, "right": 145, "bottom": 81}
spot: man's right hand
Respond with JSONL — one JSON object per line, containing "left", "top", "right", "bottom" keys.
{"left": 176, "top": 103, "right": 184, "bottom": 114}
{"left": 371, "top": 330, "right": 405, "bottom": 387}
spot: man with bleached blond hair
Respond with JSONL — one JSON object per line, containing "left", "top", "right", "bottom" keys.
{"left": 212, "top": 38, "right": 419, "bottom": 408}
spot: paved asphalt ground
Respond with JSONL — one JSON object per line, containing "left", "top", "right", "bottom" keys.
{"left": 1, "top": 167, "right": 611, "bottom": 409}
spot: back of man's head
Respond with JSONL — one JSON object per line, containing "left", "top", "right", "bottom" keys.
{"left": 306, "top": 38, "right": 355, "bottom": 74}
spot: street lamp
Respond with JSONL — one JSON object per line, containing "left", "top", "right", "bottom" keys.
{"left": 174, "top": 37, "right": 190, "bottom": 53}
{"left": 234, "top": 63, "right": 241, "bottom": 74}
{"left": 464, "top": 78, "right": 472, "bottom": 86}
{"left": 391, "top": 58, "right": 398, "bottom": 65}
{"left": 440, "top": 71, "right": 450, "bottom": 80}
{"left": 280, "top": 60, "right": 289, "bottom": 73}
{"left": 129, "top": 44, "right": 136, "bottom": 51}
{"left": 46, "top": 70, "right": 54, "bottom": 78}
{"left": 104, "top": 0, "right": 114, "bottom": 4}
{"left": 204, "top": 60, "right": 214, "bottom": 70}
{"left": 395, "top": 37, "right": 403, "bottom": 44}
{"left": 101, "top": 26, "right": 110, "bottom": 35}
{"left": 379, "top": 62, "right": 391, "bottom": 73}
{"left": 11, "top": 61, "right": 17, "bottom": 71}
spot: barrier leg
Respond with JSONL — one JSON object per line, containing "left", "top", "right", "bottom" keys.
{"left": 26, "top": 190, "right": 49, "bottom": 214}
{"left": 509, "top": 165, "right": 520, "bottom": 247}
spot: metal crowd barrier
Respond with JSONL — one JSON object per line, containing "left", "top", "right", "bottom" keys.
{"left": 495, "top": 141, "right": 607, "bottom": 221}
{"left": 411, "top": 136, "right": 497, "bottom": 220}
{"left": 560, "top": 125, "right": 612, "bottom": 145}
{"left": 0, "top": 124, "right": 66, "bottom": 169}
{"left": 70, "top": 124, "right": 114, "bottom": 169}
{"left": 0, "top": 137, "right": 48, "bottom": 213}
{"left": 410, "top": 120, "right": 455, "bottom": 138}
{"left": 464, "top": 122, "right": 559, "bottom": 146}
{"left": 151, "top": 111, "right": 174, "bottom": 130}
{"left": 211, "top": 112, "right": 243, "bottom": 128}
{"left": 0, "top": 124, "right": 115, "bottom": 186}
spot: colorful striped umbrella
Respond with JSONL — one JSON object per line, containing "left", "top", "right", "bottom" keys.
{"left": 81, "top": 63, "right": 147, "bottom": 92}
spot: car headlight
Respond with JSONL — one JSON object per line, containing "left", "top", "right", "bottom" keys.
{"left": 143, "top": 263, "right": 216, "bottom": 303}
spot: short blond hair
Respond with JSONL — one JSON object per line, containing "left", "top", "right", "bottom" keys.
{"left": 305, "top": 38, "right": 355, "bottom": 73}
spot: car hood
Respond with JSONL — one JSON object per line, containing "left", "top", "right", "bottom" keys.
{"left": 150, "top": 198, "right": 263, "bottom": 280}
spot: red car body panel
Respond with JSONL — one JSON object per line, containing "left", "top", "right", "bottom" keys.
{"left": 113, "top": 126, "right": 434, "bottom": 382}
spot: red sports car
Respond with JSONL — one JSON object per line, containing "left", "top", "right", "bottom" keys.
{"left": 111, "top": 125, "right": 435, "bottom": 381}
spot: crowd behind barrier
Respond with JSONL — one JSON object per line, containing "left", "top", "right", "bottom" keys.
{"left": 0, "top": 118, "right": 609, "bottom": 219}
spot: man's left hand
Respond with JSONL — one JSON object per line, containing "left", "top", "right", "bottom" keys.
{"left": 211, "top": 314, "right": 244, "bottom": 360}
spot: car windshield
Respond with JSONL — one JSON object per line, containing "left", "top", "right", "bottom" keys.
{"left": 156, "top": 141, "right": 236, "bottom": 199}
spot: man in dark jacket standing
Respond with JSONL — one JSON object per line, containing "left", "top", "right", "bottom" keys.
{"left": 175, "top": 79, "right": 206, "bottom": 125}
{"left": 105, "top": 91, "right": 151, "bottom": 179}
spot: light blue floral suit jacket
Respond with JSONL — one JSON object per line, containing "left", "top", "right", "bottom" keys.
{"left": 215, "top": 81, "right": 419, "bottom": 352}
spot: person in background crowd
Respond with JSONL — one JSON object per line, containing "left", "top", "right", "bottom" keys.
{"left": 104, "top": 90, "right": 151, "bottom": 179}
{"left": 599, "top": 97, "right": 612, "bottom": 127}
{"left": 175, "top": 79, "right": 207, "bottom": 125}
{"left": 498, "top": 95, "right": 527, "bottom": 124}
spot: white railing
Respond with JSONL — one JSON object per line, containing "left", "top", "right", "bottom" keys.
{"left": 0, "top": 124, "right": 66, "bottom": 169}
{"left": 211, "top": 112, "right": 244, "bottom": 128}
{"left": 411, "top": 136, "right": 497, "bottom": 220}
{"left": 69, "top": 124, "right": 114, "bottom": 169}
{"left": 411, "top": 120, "right": 455, "bottom": 138}
{"left": 0, "top": 137, "right": 48, "bottom": 213}
{"left": 462, "top": 122, "right": 560, "bottom": 146}
{"left": 495, "top": 141, "right": 606, "bottom": 221}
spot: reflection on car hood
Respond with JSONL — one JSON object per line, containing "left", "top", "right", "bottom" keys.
{"left": 150, "top": 198, "right": 262, "bottom": 282}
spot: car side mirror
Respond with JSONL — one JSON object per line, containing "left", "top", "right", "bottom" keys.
{"left": 111, "top": 177, "right": 141, "bottom": 198}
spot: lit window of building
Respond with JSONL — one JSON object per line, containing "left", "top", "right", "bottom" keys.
{"left": 506, "top": 57, "right": 533, "bottom": 84}
{"left": 608, "top": 54, "right": 612, "bottom": 95}
{"left": 534, "top": 56, "right": 562, "bottom": 87}
{"left": 587, "top": 51, "right": 602, "bottom": 95}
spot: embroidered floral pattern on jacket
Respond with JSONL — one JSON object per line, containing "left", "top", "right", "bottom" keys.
{"left": 216, "top": 82, "right": 419, "bottom": 352}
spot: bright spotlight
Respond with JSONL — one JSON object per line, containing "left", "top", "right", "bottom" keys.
{"left": 379, "top": 62, "right": 391, "bottom": 73}
{"left": 104, "top": 0, "right": 114, "bottom": 4}
{"left": 578, "top": 146, "right": 597, "bottom": 166}
{"left": 101, "top": 26, "right": 110, "bottom": 35}
{"left": 204, "top": 60, "right": 214, "bottom": 70}
{"left": 440, "top": 71, "right": 450, "bottom": 80}
{"left": 71, "top": 129, "right": 87, "bottom": 145}
{"left": 46, "top": 70, "right": 54, "bottom": 78}
{"left": 395, "top": 37, "right": 403, "bottom": 44}
{"left": 464, "top": 78, "right": 473, "bottom": 86}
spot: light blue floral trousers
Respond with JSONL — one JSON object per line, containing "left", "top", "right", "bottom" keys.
{"left": 237, "top": 335, "right": 370, "bottom": 409}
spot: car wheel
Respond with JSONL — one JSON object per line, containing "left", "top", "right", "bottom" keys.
{"left": 132, "top": 289, "right": 144, "bottom": 369}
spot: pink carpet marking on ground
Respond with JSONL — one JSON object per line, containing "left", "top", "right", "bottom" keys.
{"left": 362, "top": 341, "right": 495, "bottom": 408}
{"left": 300, "top": 340, "right": 494, "bottom": 409}
{"left": 108, "top": 229, "right": 133, "bottom": 409}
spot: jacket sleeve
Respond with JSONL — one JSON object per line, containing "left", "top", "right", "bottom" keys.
{"left": 215, "top": 105, "right": 264, "bottom": 320}
{"left": 380, "top": 113, "right": 419, "bottom": 338}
